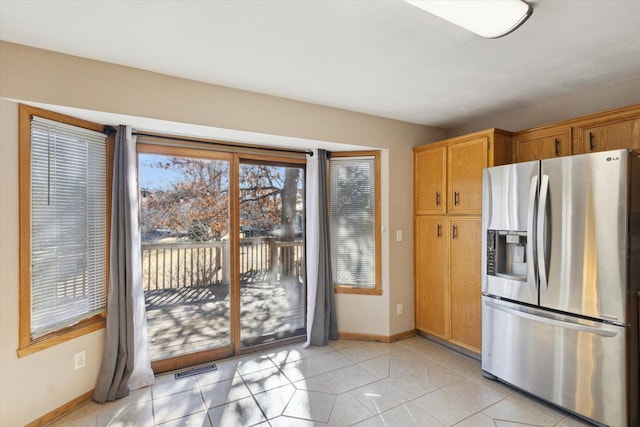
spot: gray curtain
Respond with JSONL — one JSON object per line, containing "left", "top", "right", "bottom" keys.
{"left": 93, "top": 126, "right": 154, "bottom": 403}
{"left": 309, "top": 149, "right": 338, "bottom": 345}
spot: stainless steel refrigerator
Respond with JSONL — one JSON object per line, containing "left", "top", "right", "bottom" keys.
{"left": 481, "top": 149, "right": 639, "bottom": 427}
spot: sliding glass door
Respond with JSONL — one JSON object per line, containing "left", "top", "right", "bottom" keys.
{"left": 239, "top": 161, "right": 306, "bottom": 348}
{"left": 137, "top": 145, "right": 306, "bottom": 370}
{"left": 138, "top": 147, "right": 232, "bottom": 367}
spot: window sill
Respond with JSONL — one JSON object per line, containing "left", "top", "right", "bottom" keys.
{"left": 17, "top": 315, "right": 106, "bottom": 358}
{"left": 334, "top": 285, "right": 382, "bottom": 296}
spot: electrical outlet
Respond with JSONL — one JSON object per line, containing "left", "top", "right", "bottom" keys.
{"left": 74, "top": 350, "right": 86, "bottom": 370}
{"left": 396, "top": 230, "right": 403, "bottom": 242}
{"left": 397, "top": 303, "right": 403, "bottom": 315}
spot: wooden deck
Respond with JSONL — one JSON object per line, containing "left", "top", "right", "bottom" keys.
{"left": 145, "top": 277, "right": 306, "bottom": 360}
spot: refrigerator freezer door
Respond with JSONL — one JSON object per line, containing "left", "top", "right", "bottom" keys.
{"left": 482, "top": 297, "right": 627, "bottom": 426}
{"left": 482, "top": 161, "right": 538, "bottom": 305}
{"left": 540, "top": 149, "right": 629, "bottom": 322}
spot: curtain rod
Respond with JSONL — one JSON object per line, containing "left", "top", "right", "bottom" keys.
{"left": 131, "top": 131, "right": 313, "bottom": 157}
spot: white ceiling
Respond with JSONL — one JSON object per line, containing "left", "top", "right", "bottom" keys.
{"left": 1, "top": 0, "right": 640, "bottom": 129}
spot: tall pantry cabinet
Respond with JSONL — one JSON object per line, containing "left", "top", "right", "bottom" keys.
{"left": 413, "top": 129, "right": 512, "bottom": 354}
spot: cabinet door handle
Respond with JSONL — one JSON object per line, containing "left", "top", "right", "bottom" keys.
{"left": 435, "top": 192, "right": 440, "bottom": 206}
{"left": 555, "top": 138, "right": 560, "bottom": 156}
{"left": 437, "top": 223, "right": 442, "bottom": 238}
{"left": 589, "top": 132, "right": 595, "bottom": 151}
{"left": 452, "top": 224, "right": 458, "bottom": 239}
{"left": 454, "top": 191, "right": 460, "bottom": 206}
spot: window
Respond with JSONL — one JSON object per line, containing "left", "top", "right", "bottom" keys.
{"left": 18, "top": 105, "right": 113, "bottom": 356}
{"left": 329, "top": 151, "right": 381, "bottom": 295}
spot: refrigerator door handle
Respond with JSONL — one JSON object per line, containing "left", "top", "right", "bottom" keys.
{"left": 526, "top": 175, "right": 538, "bottom": 288}
{"left": 537, "top": 174, "right": 550, "bottom": 290}
{"left": 484, "top": 299, "right": 618, "bottom": 337}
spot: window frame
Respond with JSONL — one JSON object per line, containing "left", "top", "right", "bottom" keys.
{"left": 329, "top": 150, "right": 382, "bottom": 295}
{"left": 18, "top": 104, "right": 114, "bottom": 357}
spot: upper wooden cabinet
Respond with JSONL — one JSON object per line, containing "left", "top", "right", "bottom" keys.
{"left": 579, "top": 117, "right": 640, "bottom": 153}
{"left": 448, "top": 137, "right": 488, "bottom": 214}
{"left": 414, "top": 129, "right": 512, "bottom": 216}
{"left": 512, "top": 104, "right": 640, "bottom": 162}
{"left": 414, "top": 146, "right": 447, "bottom": 215}
{"left": 513, "top": 127, "right": 571, "bottom": 162}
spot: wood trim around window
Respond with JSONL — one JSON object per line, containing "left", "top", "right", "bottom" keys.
{"left": 17, "top": 104, "right": 112, "bottom": 357}
{"left": 329, "top": 150, "right": 382, "bottom": 296}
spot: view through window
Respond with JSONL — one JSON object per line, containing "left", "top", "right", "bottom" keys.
{"left": 139, "top": 151, "right": 231, "bottom": 360}
{"left": 239, "top": 161, "right": 306, "bottom": 347}
{"left": 138, "top": 147, "right": 306, "bottom": 364}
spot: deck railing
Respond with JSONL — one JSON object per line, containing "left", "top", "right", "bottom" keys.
{"left": 141, "top": 237, "right": 304, "bottom": 291}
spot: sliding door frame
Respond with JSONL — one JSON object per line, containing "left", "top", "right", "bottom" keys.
{"left": 137, "top": 144, "right": 307, "bottom": 373}
{"left": 236, "top": 153, "right": 308, "bottom": 353}
{"left": 137, "top": 143, "right": 236, "bottom": 373}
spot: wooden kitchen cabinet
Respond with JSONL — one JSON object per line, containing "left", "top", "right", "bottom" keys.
{"left": 513, "top": 127, "right": 571, "bottom": 162}
{"left": 414, "top": 216, "right": 449, "bottom": 340}
{"left": 512, "top": 104, "right": 640, "bottom": 161}
{"left": 414, "top": 129, "right": 512, "bottom": 215}
{"left": 449, "top": 217, "right": 482, "bottom": 352}
{"left": 413, "top": 129, "right": 511, "bottom": 354}
{"left": 579, "top": 117, "right": 640, "bottom": 153}
{"left": 448, "top": 137, "right": 488, "bottom": 214}
{"left": 414, "top": 146, "right": 447, "bottom": 215}
{"left": 415, "top": 216, "right": 482, "bottom": 353}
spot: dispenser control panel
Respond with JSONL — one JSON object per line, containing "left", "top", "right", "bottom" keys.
{"left": 486, "top": 230, "right": 528, "bottom": 281}
{"left": 487, "top": 230, "right": 497, "bottom": 276}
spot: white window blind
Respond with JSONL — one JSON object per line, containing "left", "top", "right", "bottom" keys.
{"left": 330, "top": 156, "right": 376, "bottom": 288}
{"left": 30, "top": 116, "right": 108, "bottom": 339}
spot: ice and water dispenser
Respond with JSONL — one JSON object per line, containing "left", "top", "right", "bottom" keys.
{"left": 486, "top": 230, "right": 528, "bottom": 281}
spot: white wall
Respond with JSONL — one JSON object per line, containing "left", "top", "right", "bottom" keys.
{"left": 0, "top": 41, "right": 444, "bottom": 426}
{"left": 448, "top": 76, "right": 640, "bottom": 137}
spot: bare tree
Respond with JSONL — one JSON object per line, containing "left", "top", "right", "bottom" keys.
{"left": 142, "top": 158, "right": 303, "bottom": 243}
{"left": 279, "top": 168, "right": 300, "bottom": 277}
{"left": 140, "top": 157, "right": 230, "bottom": 241}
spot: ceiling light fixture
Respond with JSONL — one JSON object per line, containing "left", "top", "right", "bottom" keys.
{"left": 404, "top": 0, "right": 533, "bottom": 39}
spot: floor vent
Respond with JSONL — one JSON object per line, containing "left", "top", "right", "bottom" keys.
{"left": 174, "top": 364, "right": 217, "bottom": 380}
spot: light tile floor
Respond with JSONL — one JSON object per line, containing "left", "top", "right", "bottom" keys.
{"left": 49, "top": 336, "right": 594, "bottom": 426}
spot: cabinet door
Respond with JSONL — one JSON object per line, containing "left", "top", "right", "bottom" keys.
{"left": 414, "top": 147, "right": 447, "bottom": 215}
{"left": 415, "top": 216, "right": 449, "bottom": 340}
{"left": 449, "top": 217, "right": 482, "bottom": 353}
{"left": 515, "top": 129, "right": 571, "bottom": 162}
{"left": 582, "top": 118, "right": 640, "bottom": 153}
{"left": 448, "top": 137, "right": 487, "bottom": 214}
